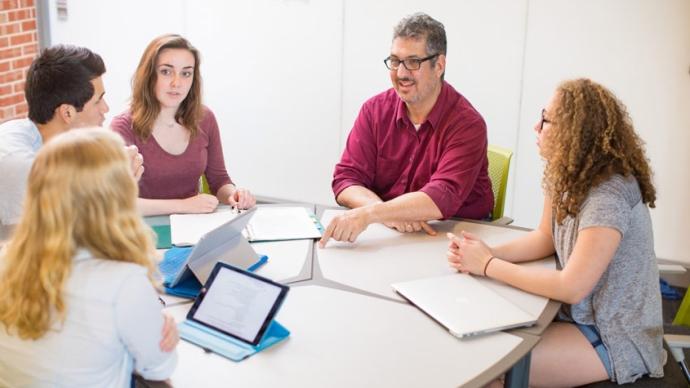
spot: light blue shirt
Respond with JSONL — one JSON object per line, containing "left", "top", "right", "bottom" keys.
{"left": 0, "top": 118, "right": 42, "bottom": 225}
{"left": 0, "top": 249, "right": 177, "bottom": 387}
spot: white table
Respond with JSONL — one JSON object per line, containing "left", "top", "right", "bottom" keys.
{"left": 316, "top": 209, "right": 559, "bottom": 336}
{"left": 168, "top": 285, "right": 539, "bottom": 388}
{"left": 251, "top": 239, "right": 312, "bottom": 283}
{"left": 154, "top": 204, "right": 559, "bottom": 387}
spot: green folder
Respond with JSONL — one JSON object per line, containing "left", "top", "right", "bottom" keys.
{"left": 152, "top": 224, "right": 172, "bottom": 249}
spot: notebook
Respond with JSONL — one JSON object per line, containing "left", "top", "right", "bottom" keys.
{"left": 244, "top": 206, "right": 323, "bottom": 242}
{"left": 179, "top": 262, "right": 290, "bottom": 361}
{"left": 170, "top": 208, "right": 239, "bottom": 247}
{"left": 392, "top": 273, "right": 537, "bottom": 338}
{"left": 170, "top": 206, "right": 323, "bottom": 246}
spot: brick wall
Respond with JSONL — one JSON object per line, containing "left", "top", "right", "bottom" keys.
{"left": 0, "top": 0, "right": 38, "bottom": 124}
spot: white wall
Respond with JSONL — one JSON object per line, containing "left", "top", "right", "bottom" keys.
{"left": 515, "top": 0, "right": 690, "bottom": 263}
{"left": 47, "top": 0, "right": 187, "bottom": 124}
{"left": 183, "top": 0, "right": 344, "bottom": 205}
{"left": 46, "top": 0, "right": 690, "bottom": 264}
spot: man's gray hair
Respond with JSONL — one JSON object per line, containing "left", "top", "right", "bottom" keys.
{"left": 393, "top": 13, "right": 447, "bottom": 56}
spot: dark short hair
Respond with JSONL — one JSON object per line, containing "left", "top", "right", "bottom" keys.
{"left": 393, "top": 13, "right": 447, "bottom": 57}
{"left": 25, "top": 45, "right": 106, "bottom": 124}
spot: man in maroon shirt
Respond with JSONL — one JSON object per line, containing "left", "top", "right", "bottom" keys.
{"left": 320, "top": 13, "right": 493, "bottom": 247}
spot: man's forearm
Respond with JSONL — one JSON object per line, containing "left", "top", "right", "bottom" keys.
{"left": 336, "top": 185, "right": 384, "bottom": 208}
{"left": 365, "top": 191, "right": 442, "bottom": 224}
{"left": 321, "top": 190, "right": 442, "bottom": 247}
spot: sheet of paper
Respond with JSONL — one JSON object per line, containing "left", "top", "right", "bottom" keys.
{"left": 170, "top": 209, "right": 238, "bottom": 246}
{"left": 245, "top": 207, "right": 322, "bottom": 242}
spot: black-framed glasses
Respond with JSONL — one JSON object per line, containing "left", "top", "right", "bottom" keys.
{"left": 539, "top": 108, "right": 553, "bottom": 131}
{"left": 383, "top": 54, "right": 439, "bottom": 71}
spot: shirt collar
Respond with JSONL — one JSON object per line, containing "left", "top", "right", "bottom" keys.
{"left": 425, "top": 81, "right": 448, "bottom": 130}
{"left": 395, "top": 95, "right": 408, "bottom": 128}
{"left": 27, "top": 120, "right": 43, "bottom": 151}
{"left": 395, "top": 81, "right": 448, "bottom": 131}
{"left": 73, "top": 248, "right": 93, "bottom": 262}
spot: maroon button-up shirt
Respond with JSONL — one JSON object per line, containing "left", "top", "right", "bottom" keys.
{"left": 332, "top": 82, "right": 493, "bottom": 219}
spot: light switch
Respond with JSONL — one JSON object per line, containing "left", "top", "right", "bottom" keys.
{"left": 57, "top": 0, "right": 68, "bottom": 21}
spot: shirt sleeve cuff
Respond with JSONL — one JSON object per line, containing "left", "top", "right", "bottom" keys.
{"left": 136, "top": 352, "right": 178, "bottom": 381}
{"left": 332, "top": 179, "right": 363, "bottom": 200}
{"left": 419, "top": 185, "right": 458, "bottom": 219}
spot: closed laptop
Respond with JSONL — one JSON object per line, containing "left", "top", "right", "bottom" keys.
{"left": 392, "top": 273, "right": 537, "bottom": 338}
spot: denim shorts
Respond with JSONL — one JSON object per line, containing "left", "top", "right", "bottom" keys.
{"left": 576, "top": 323, "right": 613, "bottom": 378}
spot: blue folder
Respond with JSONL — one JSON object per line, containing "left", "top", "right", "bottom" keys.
{"left": 159, "top": 247, "right": 268, "bottom": 298}
{"left": 179, "top": 319, "right": 290, "bottom": 361}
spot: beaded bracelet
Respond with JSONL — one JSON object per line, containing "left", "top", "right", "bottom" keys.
{"left": 483, "top": 256, "right": 497, "bottom": 277}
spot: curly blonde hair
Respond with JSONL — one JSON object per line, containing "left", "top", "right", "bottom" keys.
{"left": 543, "top": 78, "right": 656, "bottom": 224}
{"left": 0, "top": 129, "right": 157, "bottom": 340}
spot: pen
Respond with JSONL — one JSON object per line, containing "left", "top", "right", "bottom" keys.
{"left": 248, "top": 255, "right": 269, "bottom": 272}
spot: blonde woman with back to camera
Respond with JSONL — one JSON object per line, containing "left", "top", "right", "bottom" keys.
{"left": 447, "top": 79, "right": 665, "bottom": 386}
{"left": 0, "top": 129, "right": 178, "bottom": 387}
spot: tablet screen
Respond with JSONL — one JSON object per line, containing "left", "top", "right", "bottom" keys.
{"left": 187, "top": 263, "right": 288, "bottom": 345}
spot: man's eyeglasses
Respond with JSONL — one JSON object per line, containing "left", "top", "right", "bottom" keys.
{"left": 383, "top": 54, "right": 439, "bottom": 71}
{"left": 539, "top": 109, "right": 553, "bottom": 132}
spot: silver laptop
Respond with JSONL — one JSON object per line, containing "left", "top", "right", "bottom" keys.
{"left": 392, "top": 273, "right": 537, "bottom": 338}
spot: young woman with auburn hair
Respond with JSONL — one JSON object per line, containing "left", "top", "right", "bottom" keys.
{"left": 111, "top": 34, "right": 255, "bottom": 216}
{"left": 0, "top": 129, "right": 177, "bottom": 387}
{"left": 447, "top": 79, "right": 665, "bottom": 386}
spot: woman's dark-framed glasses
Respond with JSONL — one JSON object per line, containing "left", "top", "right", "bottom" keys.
{"left": 540, "top": 109, "right": 553, "bottom": 131}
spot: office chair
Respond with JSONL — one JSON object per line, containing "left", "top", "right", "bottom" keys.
{"left": 199, "top": 175, "right": 211, "bottom": 194}
{"left": 487, "top": 145, "right": 513, "bottom": 224}
{"left": 665, "top": 289, "right": 690, "bottom": 384}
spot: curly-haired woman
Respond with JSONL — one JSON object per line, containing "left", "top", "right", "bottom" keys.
{"left": 446, "top": 79, "right": 665, "bottom": 386}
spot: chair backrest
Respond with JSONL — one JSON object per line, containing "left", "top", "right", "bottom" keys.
{"left": 673, "top": 288, "right": 690, "bottom": 326}
{"left": 199, "top": 175, "right": 211, "bottom": 194}
{"left": 487, "top": 145, "right": 513, "bottom": 220}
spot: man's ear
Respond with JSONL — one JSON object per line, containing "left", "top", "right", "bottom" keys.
{"left": 435, "top": 54, "right": 446, "bottom": 78}
{"left": 55, "top": 104, "right": 76, "bottom": 124}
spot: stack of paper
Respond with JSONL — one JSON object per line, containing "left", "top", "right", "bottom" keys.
{"left": 245, "top": 207, "right": 323, "bottom": 242}
{"left": 170, "top": 209, "right": 238, "bottom": 246}
{"left": 169, "top": 206, "right": 323, "bottom": 247}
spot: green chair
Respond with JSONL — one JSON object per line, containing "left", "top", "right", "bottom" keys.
{"left": 199, "top": 175, "right": 211, "bottom": 194}
{"left": 666, "top": 287, "right": 690, "bottom": 383}
{"left": 487, "top": 144, "right": 513, "bottom": 224}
